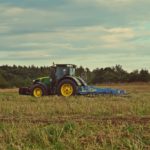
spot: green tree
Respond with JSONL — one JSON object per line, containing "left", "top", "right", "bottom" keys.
{"left": 129, "top": 70, "right": 139, "bottom": 82}
{"left": 0, "top": 73, "right": 9, "bottom": 88}
{"left": 139, "top": 69, "right": 150, "bottom": 82}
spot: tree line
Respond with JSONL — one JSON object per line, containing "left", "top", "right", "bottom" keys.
{"left": 0, "top": 65, "right": 150, "bottom": 88}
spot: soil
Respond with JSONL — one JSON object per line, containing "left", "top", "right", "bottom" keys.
{"left": 0, "top": 115, "right": 149, "bottom": 125}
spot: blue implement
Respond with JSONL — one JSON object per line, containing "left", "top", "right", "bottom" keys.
{"left": 78, "top": 86, "right": 126, "bottom": 95}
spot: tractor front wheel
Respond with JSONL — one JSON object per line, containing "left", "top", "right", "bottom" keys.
{"left": 31, "top": 84, "right": 45, "bottom": 98}
{"left": 57, "top": 79, "right": 77, "bottom": 97}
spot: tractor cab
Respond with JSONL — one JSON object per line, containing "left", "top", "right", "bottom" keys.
{"left": 51, "top": 64, "right": 76, "bottom": 81}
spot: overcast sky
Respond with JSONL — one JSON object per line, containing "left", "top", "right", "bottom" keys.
{"left": 0, "top": 0, "right": 150, "bottom": 71}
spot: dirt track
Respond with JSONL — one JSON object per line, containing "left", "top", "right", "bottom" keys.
{"left": 0, "top": 115, "right": 150, "bottom": 124}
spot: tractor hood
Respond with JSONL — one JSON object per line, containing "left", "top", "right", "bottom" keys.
{"left": 33, "top": 76, "right": 51, "bottom": 86}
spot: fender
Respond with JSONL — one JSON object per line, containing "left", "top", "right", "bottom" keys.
{"left": 76, "top": 77, "right": 87, "bottom": 86}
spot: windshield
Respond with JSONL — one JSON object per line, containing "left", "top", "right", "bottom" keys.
{"left": 55, "top": 66, "right": 75, "bottom": 79}
{"left": 56, "top": 67, "right": 68, "bottom": 79}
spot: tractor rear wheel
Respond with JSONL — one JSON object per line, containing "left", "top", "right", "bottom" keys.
{"left": 57, "top": 79, "right": 77, "bottom": 97}
{"left": 31, "top": 84, "right": 46, "bottom": 98}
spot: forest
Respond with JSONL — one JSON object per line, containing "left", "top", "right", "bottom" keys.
{"left": 0, "top": 65, "right": 150, "bottom": 88}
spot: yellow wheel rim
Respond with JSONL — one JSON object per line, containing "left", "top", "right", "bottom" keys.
{"left": 61, "top": 83, "right": 73, "bottom": 97}
{"left": 33, "top": 88, "right": 42, "bottom": 97}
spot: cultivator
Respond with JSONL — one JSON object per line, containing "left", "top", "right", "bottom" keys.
{"left": 78, "top": 86, "right": 126, "bottom": 95}
{"left": 19, "top": 64, "right": 126, "bottom": 97}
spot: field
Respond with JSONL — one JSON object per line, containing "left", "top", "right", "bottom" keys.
{"left": 0, "top": 84, "right": 150, "bottom": 150}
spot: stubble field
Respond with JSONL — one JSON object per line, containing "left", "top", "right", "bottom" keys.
{"left": 0, "top": 83, "right": 150, "bottom": 150}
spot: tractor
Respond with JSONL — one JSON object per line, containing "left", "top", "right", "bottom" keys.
{"left": 19, "top": 64, "right": 126, "bottom": 97}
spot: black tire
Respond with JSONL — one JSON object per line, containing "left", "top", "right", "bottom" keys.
{"left": 57, "top": 79, "right": 77, "bottom": 96}
{"left": 31, "top": 84, "right": 46, "bottom": 97}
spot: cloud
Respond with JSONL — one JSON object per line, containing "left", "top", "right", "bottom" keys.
{"left": 0, "top": 4, "right": 68, "bottom": 36}
{"left": 0, "top": 25, "right": 11, "bottom": 33}
{"left": 0, "top": 0, "right": 149, "bottom": 70}
{"left": 2, "top": 7, "right": 25, "bottom": 16}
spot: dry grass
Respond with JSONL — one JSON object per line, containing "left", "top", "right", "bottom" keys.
{"left": 0, "top": 88, "right": 18, "bottom": 93}
{"left": 0, "top": 84, "right": 150, "bottom": 149}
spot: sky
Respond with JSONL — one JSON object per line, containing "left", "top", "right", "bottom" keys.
{"left": 0, "top": 0, "right": 150, "bottom": 71}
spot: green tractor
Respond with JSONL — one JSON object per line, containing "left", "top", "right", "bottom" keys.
{"left": 19, "top": 64, "right": 86, "bottom": 97}
{"left": 19, "top": 64, "right": 126, "bottom": 97}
